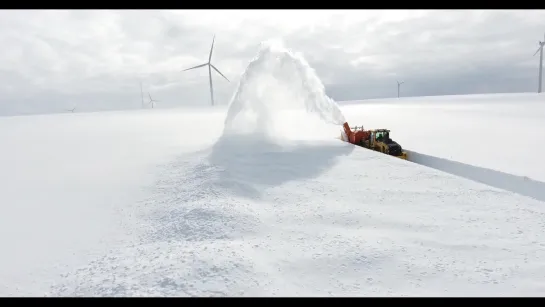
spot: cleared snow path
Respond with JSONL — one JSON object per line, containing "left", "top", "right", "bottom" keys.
{"left": 406, "top": 150, "right": 545, "bottom": 203}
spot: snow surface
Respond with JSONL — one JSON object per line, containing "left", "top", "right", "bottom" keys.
{"left": 1, "top": 43, "right": 545, "bottom": 297}
{"left": 340, "top": 93, "right": 545, "bottom": 183}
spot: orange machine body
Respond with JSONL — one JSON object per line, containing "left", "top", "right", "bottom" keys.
{"left": 342, "top": 122, "right": 370, "bottom": 145}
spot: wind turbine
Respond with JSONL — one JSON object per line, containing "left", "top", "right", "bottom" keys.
{"left": 397, "top": 80, "right": 405, "bottom": 98}
{"left": 66, "top": 107, "right": 76, "bottom": 113}
{"left": 148, "top": 93, "right": 159, "bottom": 109}
{"left": 182, "top": 35, "right": 230, "bottom": 106}
{"left": 533, "top": 32, "right": 545, "bottom": 93}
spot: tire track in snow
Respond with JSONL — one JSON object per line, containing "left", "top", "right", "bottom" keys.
{"left": 406, "top": 150, "right": 545, "bottom": 203}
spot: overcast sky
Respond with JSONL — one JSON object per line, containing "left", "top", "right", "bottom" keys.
{"left": 0, "top": 9, "right": 544, "bottom": 115}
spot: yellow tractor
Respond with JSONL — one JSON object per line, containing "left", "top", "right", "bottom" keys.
{"left": 361, "top": 128, "right": 408, "bottom": 160}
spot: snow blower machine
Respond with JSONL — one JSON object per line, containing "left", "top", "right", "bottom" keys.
{"left": 341, "top": 122, "right": 408, "bottom": 160}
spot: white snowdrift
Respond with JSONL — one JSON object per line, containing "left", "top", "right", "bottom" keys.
{"left": 0, "top": 109, "right": 225, "bottom": 295}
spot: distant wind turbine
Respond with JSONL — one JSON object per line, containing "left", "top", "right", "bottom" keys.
{"left": 533, "top": 32, "right": 545, "bottom": 93}
{"left": 397, "top": 80, "right": 405, "bottom": 98}
{"left": 182, "top": 35, "right": 230, "bottom": 106}
{"left": 148, "top": 93, "right": 159, "bottom": 109}
{"left": 66, "top": 107, "right": 76, "bottom": 113}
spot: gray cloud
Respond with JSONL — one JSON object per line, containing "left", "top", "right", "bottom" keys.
{"left": 0, "top": 10, "right": 543, "bottom": 115}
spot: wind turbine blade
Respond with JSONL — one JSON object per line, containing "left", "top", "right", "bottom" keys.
{"left": 182, "top": 63, "right": 208, "bottom": 71}
{"left": 534, "top": 47, "right": 541, "bottom": 56}
{"left": 210, "top": 64, "right": 229, "bottom": 82}
{"left": 208, "top": 35, "right": 215, "bottom": 63}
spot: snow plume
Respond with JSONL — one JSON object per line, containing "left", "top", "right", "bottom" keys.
{"left": 222, "top": 40, "right": 346, "bottom": 142}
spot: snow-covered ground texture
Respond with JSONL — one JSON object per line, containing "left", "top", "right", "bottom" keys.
{"left": 1, "top": 42, "right": 545, "bottom": 297}
{"left": 339, "top": 93, "right": 545, "bottom": 202}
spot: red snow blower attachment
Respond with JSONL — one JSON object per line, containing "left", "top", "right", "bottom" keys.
{"left": 341, "top": 122, "right": 407, "bottom": 160}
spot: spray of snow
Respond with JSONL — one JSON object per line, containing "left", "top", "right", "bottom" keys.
{"left": 221, "top": 40, "right": 346, "bottom": 142}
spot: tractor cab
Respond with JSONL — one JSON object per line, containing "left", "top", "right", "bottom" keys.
{"left": 372, "top": 129, "right": 391, "bottom": 143}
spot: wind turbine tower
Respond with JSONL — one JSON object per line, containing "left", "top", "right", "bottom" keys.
{"left": 148, "top": 93, "right": 159, "bottom": 109}
{"left": 182, "top": 35, "right": 230, "bottom": 106}
{"left": 533, "top": 32, "right": 545, "bottom": 93}
{"left": 397, "top": 80, "right": 405, "bottom": 98}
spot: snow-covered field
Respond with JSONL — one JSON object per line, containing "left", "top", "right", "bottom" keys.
{"left": 1, "top": 43, "right": 545, "bottom": 296}
{"left": 340, "top": 93, "right": 545, "bottom": 202}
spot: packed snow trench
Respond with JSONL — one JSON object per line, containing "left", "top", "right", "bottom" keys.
{"left": 405, "top": 150, "right": 545, "bottom": 203}
{"left": 1, "top": 42, "right": 545, "bottom": 297}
